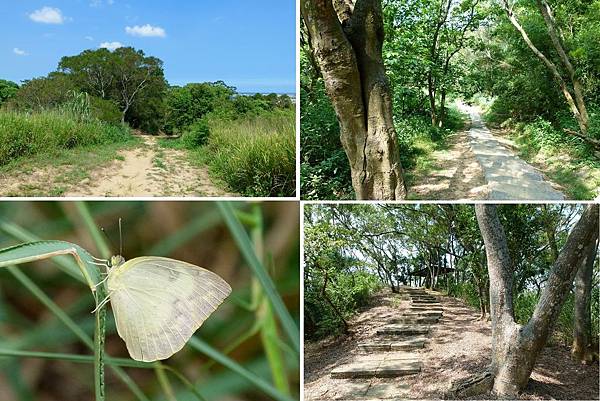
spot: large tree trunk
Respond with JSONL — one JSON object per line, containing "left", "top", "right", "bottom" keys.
{"left": 301, "top": 0, "right": 406, "bottom": 200}
{"left": 475, "top": 204, "right": 599, "bottom": 396}
{"left": 500, "top": 0, "right": 590, "bottom": 137}
{"left": 572, "top": 237, "right": 598, "bottom": 362}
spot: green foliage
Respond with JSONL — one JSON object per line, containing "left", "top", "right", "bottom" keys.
{"left": 164, "top": 82, "right": 236, "bottom": 133}
{"left": 90, "top": 97, "right": 122, "bottom": 125}
{"left": 182, "top": 118, "right": 211, "bottom": 149}
{"left": 202, "top": 111, "right": 295, "bottom": 197}
{"left": 11, "top": 73, "right": 76, "bottom": 110}
{"left": 0, "top": 79, "right": 18, "bottom": 106}
{"left": 305, "top": 270, "right": 381, "bottom": 339}
{"left": 514, "top": 290, "right": 600, "bottom": 346}
{"left": 58, "top": 47, "right": 168, "bottom": 132}
{"left": 299, "top": 78, "right": 353, "bottom": 200}
{"left": 0, "top": 109, "right": 131, "bottom": 165}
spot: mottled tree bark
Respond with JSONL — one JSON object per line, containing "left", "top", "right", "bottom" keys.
{"left": 475, "top": 204, "right": 599, "bottom": 396}
{"left": 572, "top": 237, "right": 598, "bottom": 362}
{"left": 301, "top": 0, "right": 407, "bottom": 200}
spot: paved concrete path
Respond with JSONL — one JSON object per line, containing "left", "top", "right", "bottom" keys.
{"left": 462, "top": 105, "right": 565, "bottom": 200}
{"left": 328, "top": 287, "right": 443, "bottom": 399}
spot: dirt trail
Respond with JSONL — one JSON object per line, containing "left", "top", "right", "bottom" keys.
{"left": 305, "top": 289, "right": 599, "bottom": 400}
{"left": 408, "top": 128, "right": 489, "bottom": 200}
{"left": 64, "top": 135, "right": 235, "bottom": 197}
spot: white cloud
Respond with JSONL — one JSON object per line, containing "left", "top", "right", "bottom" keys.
{"left": 29, "top": 7, "right": 65, "bottom": 24}
{"left": 125, "top": 24, "right": 166, "bottom": 38}
{"left": 99, "top": 41, "right": 123, "bottom": 51}
{"left": 13, "top": 48, "right": 28, "bottom": 56}
{"left": 85, "top": 36, "right": 94, "bottom": 41}
{"left": 90, "top": 0, "right": 114, "bottom": 7}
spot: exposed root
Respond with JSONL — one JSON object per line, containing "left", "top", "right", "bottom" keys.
{"left": 446, "top": 370, "right": 494, "bottom": 399}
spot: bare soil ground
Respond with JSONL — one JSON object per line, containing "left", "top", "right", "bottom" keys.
{"left": 304, "top": 289, "right": 599, "bottom": 400}
{"left": 408, "top": 129, "right": 489, "bottom": 200}
{"left": 0, "top": 136, "right": 235, "bottom": 197}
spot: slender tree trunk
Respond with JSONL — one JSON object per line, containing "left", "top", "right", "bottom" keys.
{"left": 475, "top": 204, "right": 599, "bottom": 396}
{"left": 536, "top": 0, "right": 589, "bottom": 131}
{"left": 500, "top": 0, "right": 589, "bottom": 136}
{"left": 439, "top": 89, "right": 446, "bottom": 128}
{"left": 321, "top": 270, "right": 349, "bottom": 334}
{"left": 572, "top": 237, "right": 598, "bottom": 362}
{"left": 301, "top": 0, "right": 407, "bottom": 199}
{"left": 428, "top": 77, "right": 437, "bottom": 127}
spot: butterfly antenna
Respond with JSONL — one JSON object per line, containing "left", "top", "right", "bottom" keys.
{"left": 100, "top": 227, "right": 116, "bottom": 254}
{"left": 119, "top": 218, "right": 123, "bottom": 257}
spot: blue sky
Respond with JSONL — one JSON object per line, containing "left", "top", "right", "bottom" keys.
{"left": 1, "top": 1, "right": 296, "bottom": 93}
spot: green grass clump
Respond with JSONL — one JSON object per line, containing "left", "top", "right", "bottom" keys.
{"left": 204, "top": 110, "right": 295, "bottom": 197}
{"left": 0, "top": 109, "right": 131, "bottom": 166}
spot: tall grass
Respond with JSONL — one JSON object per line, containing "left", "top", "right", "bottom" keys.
{"left": 0, "top": 109, "right": 131, "bottom": 166}
{"left": 204, "top": 111, "right": 295, "bottom": 197}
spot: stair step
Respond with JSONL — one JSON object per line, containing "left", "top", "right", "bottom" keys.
{"left": 390, "top": 316, "right": 439, "bottom": 324}
{"left": 330, "top": 359, "right": 422, "bottom": 378}
{"left": 358, "top": 337, "right": 426, "bottom": 352}
{"left": 377, "top": 324, "right": 429, "bottom": 335}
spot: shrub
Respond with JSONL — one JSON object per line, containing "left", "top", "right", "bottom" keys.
{"left": 90, "top": 97, "right": 122, "bottom": 125}
{"left": 204, "top": 110, "right": 295, "bottom": 196}
{"left": 182, "top": 118, "right": 210, "bottom": 149}
{"left": 300, "top": 84, "right": 353, "bottom": 199}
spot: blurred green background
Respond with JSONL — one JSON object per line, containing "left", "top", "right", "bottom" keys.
{"left": 0, "top": 201, "right": 299, "bottom": 401}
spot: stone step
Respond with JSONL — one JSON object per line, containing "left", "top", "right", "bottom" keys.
{"left": 358, "top": 336, "right": 428, "bottom": 352}
{"left": 402, "top": 309, "right": 444, "bottom": 317}
{"left": 376, "top": 324, "right": 429, "bottom": 336}
{"left": 390, "top": 315, "right": 439, "bottom": 324}
{"left": 406, "top": 305, "right": 444, "bottom": 314}
{"left": 410, "top": 296, "right": 437, "bottom": 301}
{"left": 331, "top": 358, "right": 422, "bottom": 379}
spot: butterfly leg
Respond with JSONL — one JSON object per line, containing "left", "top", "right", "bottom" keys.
{"left": 91, "top": 292, "right": 111, "bottom": 313}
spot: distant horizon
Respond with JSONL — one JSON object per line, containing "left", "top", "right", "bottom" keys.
{"left": 1, "top": 1, "right": 295, "bottom": 94}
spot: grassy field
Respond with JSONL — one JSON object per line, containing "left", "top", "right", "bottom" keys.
{"left": 0, "top": 109, "right": 138, "bottom": 196}
{"left": 0, "top": 109, "right": 131, "bottom": 166}
{"left": 161, "top": 110, "right": 296, "bottom": 197}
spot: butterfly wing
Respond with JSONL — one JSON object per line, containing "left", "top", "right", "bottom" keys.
{"left": 107, "top": 256, "right": 231, "bottom": 362}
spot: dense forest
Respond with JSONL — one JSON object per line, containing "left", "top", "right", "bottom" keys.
{"left": 0, "top": 47, "right": 295, "bottom": 197}
{"left": 304, "top": 203, "right": 599, "bottom": 395}
{"left": 301, "top": 0, "right": 600, "bottom": 200}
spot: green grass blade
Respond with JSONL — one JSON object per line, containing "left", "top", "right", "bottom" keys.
{"left": 73, "top": 202, "right": 112, "bottom": 259}
{"left": 187, "top": 337, "right": 295, "bottom": 401}
{"left": 0, "top": 348, "right": 152, "bottom": 368}
{"left": 216, "top": 202, "right": 299, "bottom": 354}
{"left": 4, "top": 265, "right": 149, "bottom": 401}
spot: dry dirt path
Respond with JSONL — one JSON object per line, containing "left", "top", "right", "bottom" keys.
{"left": 304, "top": 288, "right": 599, "bottom": 400}
{"left": 408, "top": 129, "right": 489, "bottom": 200}
{"left": 64, "top": 135, "right": 235, "bottom": 197}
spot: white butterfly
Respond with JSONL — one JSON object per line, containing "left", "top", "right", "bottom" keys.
{"left": 93, "top": 255, "right": 231, "bottom": 362}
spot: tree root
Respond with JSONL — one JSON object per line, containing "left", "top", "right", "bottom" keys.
{"left": 446, "top": 370, "right": 494, "bottom": 399}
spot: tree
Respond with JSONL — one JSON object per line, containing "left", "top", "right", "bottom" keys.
{"left": 572, "top": 236, "right": 599, "bottom": 362}
{"left": 474, "top": 203, "right": 599, "bottom": 396}
{"left": 301, "top": 0, "right": 407, "bottom": 200}
{"left": 499, "top": 0, "right": 596, "bottom": 148}
{"left": 59, "top": 47, "right": 167, "bottom": 129}
{"left": 13, "top": 73, "right": 76, "bottom": 109}
{"left": 0, "top": 79, "right": 19, "bottom": 106}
